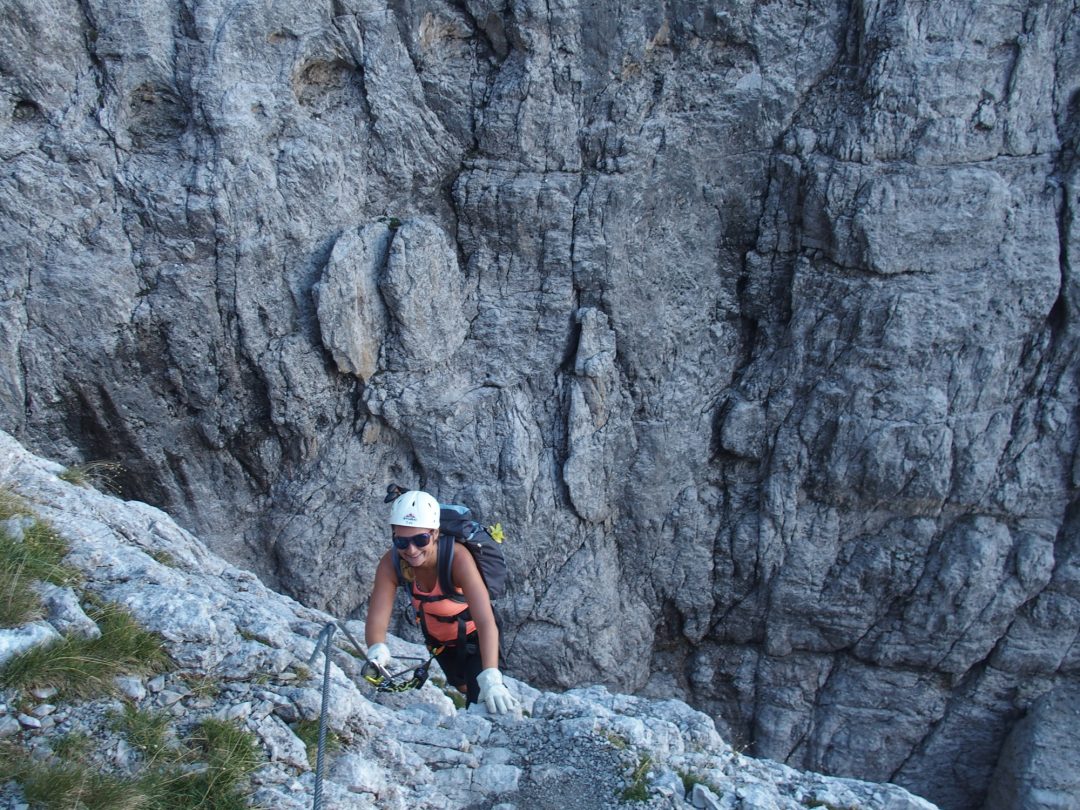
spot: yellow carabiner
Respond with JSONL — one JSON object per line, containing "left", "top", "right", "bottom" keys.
{"left": 361, "top": 660, "right": 386, "bottom": 687}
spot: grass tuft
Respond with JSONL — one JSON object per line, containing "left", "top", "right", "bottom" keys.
{"left": 620, "top": 754, "right": 652, "bottom": 802}
{"left": 292, "top": 718, "right": 340, "bottom": 766}
{"left": 147, "top": 548, "right": 179, "bottom": 567}
{"left": 0, "top": 600, "right": 171, "bottom": 698}
{"left": 181, "top": 672, "right": 221, "bottom": 700}
{"left": 51, "top": 730, "right": 95, "bottom": 762}
{"left": 0, "top": 488, "right": 31, "bottom": 520}
{"left": 0, "top": 555, "right": 44, "bottom": 627}
{"left": 190, "top": 717, "right": 262, "bottom": 780}
{"left": 291, "top": 664, "right": 310, "bottom": 682}
{"left": 0, "top": 741, "right": 144, "bottom": 810}
{"left": 20, "top": 520, "right": 73, "bottom": 580}
{"left": 23, "top": 762, "right": 147, "bottom": 809}
{"left": 679, "top": 769, "right": 724, "bottom": 798}
{"left": 0, "top": 513, "right": 80, "bottom": 628}
{"left": 0, "top": 515, "right": 78, "bottom": 588}
{"left": 1, "top": 717, "right": 263, "bottom": 810}
{"left": 602, "top": 729, "right": 629, "bottom": 750}
{"left": 145, "top": 717, "right": 263, "bottom": 808}
{"left": 58, "top": 461, "right": 125, "bottom": 494}
{"left": 111, "top": 703, "right": 173, "bottom": 762}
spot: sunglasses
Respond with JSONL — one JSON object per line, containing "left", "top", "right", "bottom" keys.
{"left": 392, "top": 532, "right": 433, "bottom": 550}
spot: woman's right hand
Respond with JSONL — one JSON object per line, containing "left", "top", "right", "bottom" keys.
{"left": 367, "top": 642, "right": 392, "bottom": 670}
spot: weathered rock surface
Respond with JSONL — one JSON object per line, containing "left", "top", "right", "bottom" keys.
{"left": 0, "top": 429, "right": 938, "bottom": 810}
{"left": 1, "top": 1, "right": 1079, "bottom": 808}
{"left": 985, "top": 680, "right": 1080, "bottom": 810}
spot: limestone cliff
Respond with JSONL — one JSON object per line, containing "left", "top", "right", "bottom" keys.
{"left": 1, "top": 2, "right": 1078, "bottom": 808}
{"left": 1, "top": 429, "right": 942, "bottom": 809}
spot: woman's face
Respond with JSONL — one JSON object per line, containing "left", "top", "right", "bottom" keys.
{"left": 392, "top": 525, "right": 438, "bottom": 569}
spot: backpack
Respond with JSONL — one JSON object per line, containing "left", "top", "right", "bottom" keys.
{"left": 385, "top": 484, "right": 508, "bottom": 602}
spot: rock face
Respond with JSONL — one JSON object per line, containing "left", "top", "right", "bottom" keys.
{"left": 985, "top": 681, "right": 1080, "bottom": 810}
{"left": 0, "top": 2, "right": 1078, "bottom": 808}
{"left": 0, "top": 429, "right": 939, "bottom": 810}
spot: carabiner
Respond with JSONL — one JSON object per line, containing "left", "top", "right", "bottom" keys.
{"left": 361, "top": 660, "right": 391, "bottom": 687}
{"left": 361, "top": 655, "right": 435, "bottom": 693}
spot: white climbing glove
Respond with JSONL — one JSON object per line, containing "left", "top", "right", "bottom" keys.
{"left": 366, "top": 642, "right": 392, "bottom": 674}
{"left": 476, "top": 668, "right": 519, "bottom": 715}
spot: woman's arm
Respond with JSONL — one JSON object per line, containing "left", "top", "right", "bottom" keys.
{"left": 365, "top": 551, "right": 399, "bottom": 647}
{"left": 452, "top": 548, "right": 500, "bottom": 671}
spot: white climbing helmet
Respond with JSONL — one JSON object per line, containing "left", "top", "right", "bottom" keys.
{"left": 389, "top": 490, "right": 441, "bottom": 529}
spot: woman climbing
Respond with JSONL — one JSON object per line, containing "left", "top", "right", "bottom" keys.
{"left": 364, "top": 489, "right": 517, "bottom": 714}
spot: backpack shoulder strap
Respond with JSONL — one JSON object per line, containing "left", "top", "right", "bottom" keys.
{"left": 437, "top": 534, "right": 457, "bottom": 597}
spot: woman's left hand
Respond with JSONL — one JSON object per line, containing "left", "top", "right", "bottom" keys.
{"left": 477, "top": 668, "right": 519, "bottom": 714}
